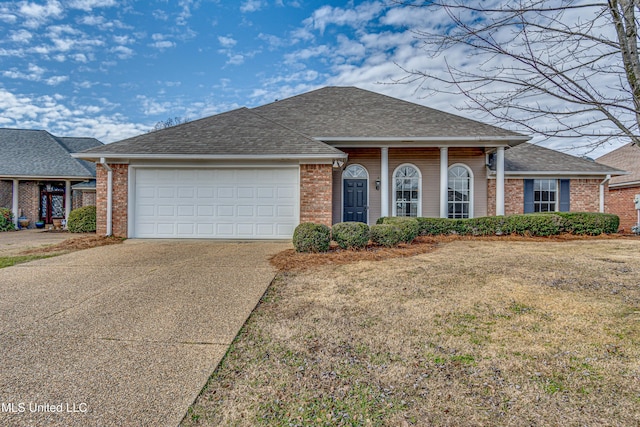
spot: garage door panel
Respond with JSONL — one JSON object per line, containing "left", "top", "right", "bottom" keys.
{"left": 134, "top": 168, "right": 298, "bottom": 238}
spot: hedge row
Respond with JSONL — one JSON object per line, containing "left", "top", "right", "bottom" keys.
{"left": 67, "top": 205, "right": 97, "bottom": 233}
{"left": 293, "top": 218, "right": 420, "bottom": 252}
{"left": 293, "top": 212, "right": 619, "bottom": 253}
{"left": 378, "top": 212, "right": 619, "bottom": 237}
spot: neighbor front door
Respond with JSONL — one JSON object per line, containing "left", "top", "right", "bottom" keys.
{"left": 343, "top": 179, "right": 367, "bottom": 223}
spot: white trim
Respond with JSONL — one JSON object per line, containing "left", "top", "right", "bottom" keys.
{"left": 12, "top": 179, "right": 19, "bottom": 228}
{"left": 341, "top": 164, "right": 370, "bottom": 224}
{"left": 317, "top": 136, "right": 530, "bottom": 143}
{"left": 380, "top": 147, "right": 389, "bottom": 217}
{"left": 496, "top": 147, "right": 505, "bottom": 216}
{"left": 488, "top": 171, "right": 624, "bottom": 176}
{"left": 392, "top": 163, "right": 422, "bottom": 217}
{"left": 609, "top": 180, "right": 640, "bottom": 189}
{"left": 0, "top": 175, "right": 94, "bottom": 180}
{"left": 73, "top": 153, "right": 345, "bottom": 161}
{"left": 600, "top": 175, "right": 611, "bottom": 213}
{"left": 440, "top": 147, "right": 448, "bottom": 218}
{"left": 64, "top": 180, "right": 71, "bottom": 226}
{"left": 448, "top": 163, "right": 474, "bottom": 219}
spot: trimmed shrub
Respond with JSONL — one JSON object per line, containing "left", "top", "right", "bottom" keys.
{"left": 0, "top": 207, "right": 15, "bottom": 232}
{"left": 370, "top": 224, "right": 404, "bottom": 247}
{"left": 415, "top": 217, "right": 456, "bottom": 235}
{"left": 376, "top": 217, "right": 420, "bottom": 242}
{"left": 332, "top": 222, "right": 370, "bottom": 250}
{"left": 552, "top": 212, "right": 620, "bottom": 235}
{"left": 67, "top": 205, "right": 97, "bottom": 233}
{"left": 293, "top": 222, "right": 331, "bottom": 253}
{"left": 505, "top": 214, "right": 563, "bottom": 236}
{"left": 464, "top": 216, "right": 508, "bottom": 236}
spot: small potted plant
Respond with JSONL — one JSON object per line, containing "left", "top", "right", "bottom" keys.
{"left": 35, "top": 220, "right": 45, "bottom": 229}
{"left": 18, "top": 216, "right": 29, "bottom": 229}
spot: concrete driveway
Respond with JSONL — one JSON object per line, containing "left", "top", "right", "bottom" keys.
{"left": 0, "top": 239, "right": 290, "bottom": 426}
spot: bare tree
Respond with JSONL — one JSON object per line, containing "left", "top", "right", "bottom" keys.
{"left": 397, "top": 0, "right": 640, "bottom": 150}
{"left": 150, "top": 116, "right": 190, "bottom": 132}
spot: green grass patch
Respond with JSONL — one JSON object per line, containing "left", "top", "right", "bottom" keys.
{"left": 0, "top": 254, "right": 57, "bottom": 268}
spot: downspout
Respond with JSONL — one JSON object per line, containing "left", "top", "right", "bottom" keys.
{"left": 99, "top": 158, "right": 113, "bottom": 236}
{"left": 599, "top": 174, "right": 611, "bottom": 213}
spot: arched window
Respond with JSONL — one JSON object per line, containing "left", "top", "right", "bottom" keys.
{"left": 393, "top": 164, "right": 421, "bottom": 217}
{"left": 342, "top": 164, "right": 368, "bottom": 179}
{"left": 448, "top": 164, "right": 473, "bottom": 218}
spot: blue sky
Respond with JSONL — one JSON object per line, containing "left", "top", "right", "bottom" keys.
{"left": 0, "top": 0, "right": 626, "bottom": 157}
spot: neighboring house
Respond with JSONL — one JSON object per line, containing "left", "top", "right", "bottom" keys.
{"left": 596, "top": 143, "right": 640, "bottom": 231}
{"left": 0, "top": 129, "right": 103, "bottom": 228}
{"left": 75, "top": 86, "right": 623, "bottom": 239}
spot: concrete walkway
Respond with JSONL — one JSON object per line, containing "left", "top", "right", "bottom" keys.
{"left": 0, "top": 239, "right": 290, "bottom": 426}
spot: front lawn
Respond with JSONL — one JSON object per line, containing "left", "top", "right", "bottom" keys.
{"left": 182, "top": 238, "right": 640, "bottom": 426}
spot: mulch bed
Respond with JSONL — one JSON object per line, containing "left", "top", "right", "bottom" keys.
{"left": 20, "top": 235, "right": 124, "bottom": 255}
{"left": 270, "top": 233, "right": 636, "bottom": 272}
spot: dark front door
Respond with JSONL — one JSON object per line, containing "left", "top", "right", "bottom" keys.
{"left": 343, "top": 179, "right": 367, "bottom": 223}
{"left": 40, "top": 184, "right": 65, "bottom": 223}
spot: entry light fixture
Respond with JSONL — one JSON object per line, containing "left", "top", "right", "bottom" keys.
{"left": 375, "top": 177, "right": 381, "bottom": 190}
{"left": 332, "top": 159, "right": 345, "bottom": 169}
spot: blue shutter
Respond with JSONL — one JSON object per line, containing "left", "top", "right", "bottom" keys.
{"left": 523, "top": 179, "right": 534, "bottom": 213}
{"left": 559, "top": 179, "right": 570, "bottom": 212}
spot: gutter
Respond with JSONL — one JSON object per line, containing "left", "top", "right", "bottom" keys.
{"left": 99, "top": 158, "right": 113, "bottom": 237}
{"left": 600, "top": 174, "right": 611, "bottom": 213}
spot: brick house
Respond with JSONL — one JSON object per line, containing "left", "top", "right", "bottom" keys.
{"left": 75, "top": 87, "right": 622, "bottom": 239}
{"left": 0, "top": 129, "right": 103, "bottom": 228}
{"left": 596, "top": 143, "right": 640, "bottom": 231}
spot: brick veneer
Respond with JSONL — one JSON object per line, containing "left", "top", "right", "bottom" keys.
{"left": 488, "top": 178, "right": 605, "bottom": 216}
{"left": 607, "top": 186, "right": 639, "bottom": 232}
{"left": 96, "top": 163, "right": 128, "bottom": 237}
{"left": 300, "top": 163, "right": 333, "bottom": 226}
{"left": 0, "top": 180, "right": 11, "bottom": 209}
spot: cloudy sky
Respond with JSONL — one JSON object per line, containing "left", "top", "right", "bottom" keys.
{"left": 0, "top": 0, "right": 628, "bottom": 157}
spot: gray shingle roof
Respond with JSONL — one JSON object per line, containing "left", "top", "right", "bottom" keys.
{"left": 596, "top": 143, "right": 640, "bottom": 186}
{"left": 253, "top": 86, "right": 527, "bottom": 140}
{"left": 0, "top": 129, "right": 103, "bottom": 178}
{"left": 492, "top": 143, "right": 624, "bottom": 175}
{"left": 82, "top": 107, "right": 345, "bottom": 157}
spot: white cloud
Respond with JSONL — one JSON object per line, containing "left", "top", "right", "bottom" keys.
{"left": 240, "top": 0, "right": 265, "bottom": 13}
{"left": 111, "top": 45, "right": 134, "bottom": 59}
{"left": 303, "top": 2, "right": 385, "bottom": 34}
{"left": 45, "top": 75, "right": 69, "bottom": 85}
{"left": 218, "top": 35, "right": 237, "bottom": 48}
{"left": 149, "top": 40, "right": 175, "bottom": 49}
{"left": 227, "top": 54, "right": 245, "bottom": 65}
{"left": 66, "top": 0, "right": 117, "bottom": 12}
{"left": 19, "top": 0, "right": 64, "bottom": 28}
{"left": 113, "top": 35, "right": 135, "bottom": 44}
{"left": 9, "top": 29, "right": 33, "bottom": 43}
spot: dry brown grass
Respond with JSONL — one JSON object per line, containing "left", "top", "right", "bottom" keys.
{"left": 183, "top": 238, "right": 640, "bottom": 427}
{"left": 19, "top": 235, "right": 123, "bottom": 255}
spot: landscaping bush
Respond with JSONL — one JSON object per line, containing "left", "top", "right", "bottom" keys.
{"left": 505, "top": 214, "right": 563, "bottom": 236}
{"left": 67, "top": 205, "right": 97, "bottom": 233}
{"left": 415, "top": 217, "right": 458, "bottom": 235}
{"left": 292, "top": 222, "right": 331, "bottom": 253}
{"left": 0, "top": 207, "right": 15, "bottom": 232}
{"left": 464, "top": 216, "right": 508, "bottom": 236}
{"left": 551, "top": 212, "right": 620, "bottom": 235}
{"left": 370, "top": 224, "right": 405, "bottom": 247}
{"left": 331, "top": 222, "right": 370, "bottom": 250}
{"left": 375, "top": 217, "right": 420, "bottom": 243}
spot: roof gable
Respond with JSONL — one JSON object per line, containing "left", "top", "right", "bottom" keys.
{"left": 0, "top": 129, "right": 102, "bottom": 178}
{"left": 82, "top": 107, "right": 344, "bottom": 158}
{"left": 252, "top": 86, "right": 527, "bottom": 141}
{"left": 596, "top": 143, "right": 640, "bottom": 186}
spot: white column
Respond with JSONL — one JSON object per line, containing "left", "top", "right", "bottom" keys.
{"left": 12, "top": 179, "right": 19, "bottom": 227}
{"left": 380, "top": 147, "right": 389, "bottom": 217}
{"left": 496, "top": 146, "right": 505, "bottom": 216}
{"left": 64, "top": 180, "right": 71, "bottom": 227}
{"left": 440, "top": 147, "right": 448, "bottom": 218}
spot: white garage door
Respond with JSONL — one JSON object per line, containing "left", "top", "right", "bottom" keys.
{"left": 133, "top": 167, "right": 299, "bottom": 239}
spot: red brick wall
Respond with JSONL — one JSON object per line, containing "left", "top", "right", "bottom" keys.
{"left": 18, "top": 181, "right": 40, "bottom": 227}
{"left": 487, "top": 179, "right": 524, "bottom": 216}
{"left": 0, "top": 180, "right": 11, "bottom": 209}
{"left": 96, "top": 164, "right": 128, "bottom": 237}
{"left": 300, "top": 164, "right": 333, "bottom": 226}
{"left": 488, "top": 178, "right": 603, "bottom": 216}
{"left": 607, "top": 186, "right": 639, "bottom": 232}
{"left": 570, "top": 179, "right": 602, "bottom": 212}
